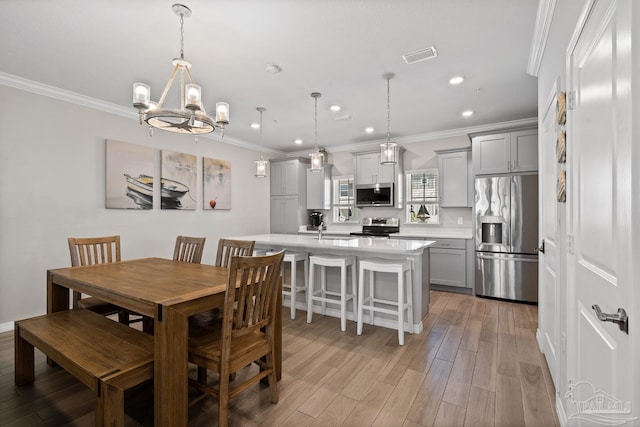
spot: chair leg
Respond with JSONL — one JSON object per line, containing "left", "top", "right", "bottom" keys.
{"left": 197, "top": 366, "right": 207, "bottom": 384}
{"left": 218, "top": 367, "right": 230, "bottom": 427}
{"left": 406, "top": 268, "right": 413, "bottom": 334}
{"left": 369, "top": 270, "right": 375, "bottom": 325}
{"left": 340, "top": 265, "right": 347, "bottom": 332}
{"left": 320, "top": 266, "right": 327, "bottom": 315}
{"left": 118, "top": 309, "right": 130, "bottom": 325}
{"left": 351, "top": 263, "right": 357, "bottom": 321}
{"left": 267, "top": 349, "right": 279, "bottom": 403}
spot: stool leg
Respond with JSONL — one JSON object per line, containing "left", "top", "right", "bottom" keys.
{"left": 369, "top": 270, "right": 375, "bottom": 325}
{"left": 290, "top": 260, "right": 297, "bottom": 320}
{"left": 406, "top": 267, "right": 413, "bottom": 334}
{"left": 398, "top": 269, "right": 404, "bottom": 346}
{"left": 357, "top": 265, "right": 365, "bottom": 336}
{"left": 340, "top": 264, "right": 347, "bottom": 332}
{"left": 320, "top": 266, "right": 327, "bottom": 315}
{"left": 307, "top": 262, "right": 315, "bottom": 324}
{"left": 351, "top": 262, "right": 357, "bottom": 322}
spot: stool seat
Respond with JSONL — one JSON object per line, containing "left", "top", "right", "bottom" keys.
{"left": 357, "top": 258, "right": 413, "bottom": 345}
{"left": 267, "top": 251, "right": 308, "bottom": 319}
{"left": 307, "top": 254, "right": 357, "bottom": 332}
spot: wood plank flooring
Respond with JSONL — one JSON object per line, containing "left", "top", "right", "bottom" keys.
{"left": 0, "top": 291, "right": 559, "bottom": 426}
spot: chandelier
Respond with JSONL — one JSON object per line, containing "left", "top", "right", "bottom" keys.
{"left": 309, "top": 92, "right": 324, "bottom": 172}
{"left": 132, "top": 4, "right": 229, "bottom": 139}
{"left": 255, "top": 107, "right": 268, "bottom": 177}
{"left": 380, "top": 72, "right": 398, "bottom": 164}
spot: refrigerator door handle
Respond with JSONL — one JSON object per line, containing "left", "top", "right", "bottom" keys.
{"left": 476, "top": 253, "right": 538, "bottom": 262}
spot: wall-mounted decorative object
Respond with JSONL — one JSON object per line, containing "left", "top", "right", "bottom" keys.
{"left": 161, "top": 150, "right": 197, "bottom": 210}
{"left": 557, "top": 91, "right": 566, "bottom": 125}
{"left": 556, "top": 130, "right": 566, "bottom": 163}
{"left": 203, "top": 157, "right": 231, "bottom": 210}
{"left": 557, "top": 170, "right": 566, "bottom": 202}
{"left": 106, "top": 140, "right": 155, "bottom": 209}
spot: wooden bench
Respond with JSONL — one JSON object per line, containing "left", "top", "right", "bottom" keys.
{"left": 15, "top": 309, "right": 154, "bottom": 427}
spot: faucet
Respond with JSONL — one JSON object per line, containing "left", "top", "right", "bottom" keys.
{"left": 318, "top": 222, "right": 324, "bottom": 240}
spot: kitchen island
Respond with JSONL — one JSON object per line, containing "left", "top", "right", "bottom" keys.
{"left": 227, "top": 234, "right": 435, "bottom": 334}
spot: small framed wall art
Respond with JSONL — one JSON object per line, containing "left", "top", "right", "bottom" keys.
{"left": 556, "top": 130, "right": 566, "bottom": 163}
{"left": 557, "top": 170, "right": 566, "bottom": 203}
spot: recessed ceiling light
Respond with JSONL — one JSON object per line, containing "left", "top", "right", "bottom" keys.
{"left": 365, "top": 127, "right": 374, "bottom": 133}
{"left": 462, "top": 110, "right": 474, "bottom": 117}
{"left": 250, "top": 123, "right": 260, "bottom": 129}
{"left": 449, "top": 76, "right": 464, "bottom": 85}
{"left": 294, "top": 139, "right": 303, "bottom": 145}
{"left": 329, "top": 104, "right": 341, "bottom": 112}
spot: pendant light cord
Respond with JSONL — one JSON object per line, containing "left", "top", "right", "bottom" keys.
{"left": 259, "top": 108, "right": 264, "bottom": 159}
{"left": 314, "top": 95, "right": 318, "bottom": 150}
{"left": 386, "top": 76, "right": 391, "bottom": 143}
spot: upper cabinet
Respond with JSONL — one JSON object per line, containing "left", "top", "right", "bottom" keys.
{"left": 472, "top": 128, "right": 538, "bottom": 175}
{"left": 306, "top": 165, "right": 332, "bottom": 210}
{"left": 270, "top": 158, "right": 307, "bottom": 195}
{"left": 436, "top": 147, "right": 473, "bottom": 208}
{"left": 355, "top": 152, "right": 395, "bottom": 185}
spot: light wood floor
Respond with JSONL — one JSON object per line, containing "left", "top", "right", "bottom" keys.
{"left": 0, "top": 291, "right": 558, "bottom": 426}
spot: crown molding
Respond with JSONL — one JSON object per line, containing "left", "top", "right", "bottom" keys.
{"left": 289, "top": 117, "right": 538, "bottom": 156}
{"left": 0, "top": 72, "right": 284, "bottom": 156}
{"left": 527, "top": 0, "right": 557, "bottom": 77}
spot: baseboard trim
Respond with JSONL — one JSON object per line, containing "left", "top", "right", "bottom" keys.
{"left": 0, "top": 321, "right": 15, "bottom": 333}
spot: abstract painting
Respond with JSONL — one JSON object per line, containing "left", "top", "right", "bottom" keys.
{"left": 161, "top": 150, "right": 197, "bottom": 210}
{"left": 203, "top": 157, "right": 231, "bottom": 210}
{"left": 106, "top": 140, "right": 155, "bottom": 209}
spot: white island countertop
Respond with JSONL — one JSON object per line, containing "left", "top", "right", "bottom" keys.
{"left": 297, "top": 227, "right": 473, "bottom": 240}
{"left": 227, "top": 234, "right": 435, "bottom": 255}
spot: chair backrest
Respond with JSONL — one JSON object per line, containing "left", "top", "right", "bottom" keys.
{"left": 67, "top": 235, "right": 121, "bottom": 309}
{"left": 215, "top": 239, "right": 255, "bottom": 267}
{"left": 221, "top": 251, "right": 284, "bottom": 345}
{"left": 173, "top": 235, "right": 206, "bottom": 263}
{"left": 68, "top": 235, "right": 121, "bottom": 267}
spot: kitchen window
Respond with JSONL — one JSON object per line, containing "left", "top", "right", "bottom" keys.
{"left": 405, "top": 169, "right": 439, "bottom": 224}
{"left": 332, "top": 176, "right": 357, "bottom": 223}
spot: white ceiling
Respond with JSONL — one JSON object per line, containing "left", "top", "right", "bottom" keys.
{"left": 0, "top": 0, "right": 539, "bottom": 154}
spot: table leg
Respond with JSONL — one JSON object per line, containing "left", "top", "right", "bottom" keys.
{"left": 154, "top": 305, "right": 188, "bottom": 427}
{"left": 46, "top": 271, "right": 69, "bottom": 367}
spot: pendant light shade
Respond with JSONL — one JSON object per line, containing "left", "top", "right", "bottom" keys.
{"left": 254, "top": 107, "right": 267, "bottom": 178}
{"left": 309, "top": 92, "right": 324, "bottom": 172}
{"left": 380, "top": 72, "right": 398, "bottom": 165}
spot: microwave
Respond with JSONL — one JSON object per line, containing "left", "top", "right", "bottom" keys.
{"left": 355, "top": 183, "right": 394, "bottom": 207}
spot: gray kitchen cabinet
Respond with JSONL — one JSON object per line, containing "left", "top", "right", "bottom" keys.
{"left": 429, "top": 239, "right": 467, "bottom": 288}
{"left": 354, "top": 151, "right": 398, "bottom": 185}
{"left": 306, "top": 165, "right": 332, "bottom": 210}
{"left": 436, "top": 147, "right": 472, "bottom": 207}
{"left": 472, "top": 128, "right": 538, "bottom": 175}
{"left": 270, "top": 158, "right": 309, "bottom": 233}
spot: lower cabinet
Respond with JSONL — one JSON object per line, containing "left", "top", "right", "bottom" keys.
{"left": 429, "top": 239, "right": 467, "bottom": 288}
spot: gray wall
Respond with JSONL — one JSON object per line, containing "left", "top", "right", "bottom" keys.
{"left": 0, "top": 85, "right": 270, "bottom": 328}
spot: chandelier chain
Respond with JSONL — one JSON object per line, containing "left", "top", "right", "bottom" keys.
{"left": 386, "top": 76, "right": 391, "bottom": 142}
{"left": 179, "top": 13, "right": 185, "bottom": 59}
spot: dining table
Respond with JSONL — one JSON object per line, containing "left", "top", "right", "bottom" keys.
{"left": 46, "top": 257, "right": 282, "bottom": 427}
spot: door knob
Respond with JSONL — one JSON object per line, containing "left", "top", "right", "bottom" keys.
{"left": 592, "top": 304, "right": 629, "bottom": 334}
{"left": 535, "top": 240, "right": 545, "bottom": 254}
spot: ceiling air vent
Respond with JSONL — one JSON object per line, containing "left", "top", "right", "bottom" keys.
{"left": 402, "top": 46, "right": 438, "bottom": 64}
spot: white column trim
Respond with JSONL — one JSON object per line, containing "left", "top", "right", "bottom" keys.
{"left": 527, "top": 0, "right": 558, "bottom": 76}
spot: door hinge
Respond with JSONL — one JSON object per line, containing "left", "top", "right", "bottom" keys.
{"left": 567, "top": 90, "right": 576, "bottom": 110}
{"left": 567, "top": 234, "right": 574, "bottom": 254}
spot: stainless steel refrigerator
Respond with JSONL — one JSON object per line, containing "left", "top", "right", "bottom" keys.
{"left": 475, "top": 174, "right": 539, "bottom": 303}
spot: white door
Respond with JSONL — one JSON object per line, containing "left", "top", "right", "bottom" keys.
{"left": 538, "top": 79, "right": 561, "bottom": 388}
{"left": 566, "top": 0, "right": 636, "bottom": 424}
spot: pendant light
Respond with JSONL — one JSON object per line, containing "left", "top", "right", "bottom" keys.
{"left": 254, "top": 107, "right": 268, "bottom": 178}
{"left": 380, "top": 72, "right": 398, "bottom": 164}
{"left": 309, "top": 92, "right": 324, "bottom": 172}
{"left": 132, "top": 4, "right": 229, "bottom": 140}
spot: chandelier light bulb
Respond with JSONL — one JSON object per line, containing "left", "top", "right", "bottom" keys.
{"left": 216, "top": 102, "right": 230, "bottom": 124}
{"left": 184, "top": 84, "right": 201, "bottom": 110}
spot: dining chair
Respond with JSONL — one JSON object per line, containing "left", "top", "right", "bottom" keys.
{"left": 215, "top": 238, "right": 255, "bottom": 267}
{"left": 68, "top": 235, "right": 142, "bottom": 328}
{"left": 173, "top": 235, "right": 206, "bottom": 263}
{"left": 188, "top": 251, "right": 284, "bottom": 427}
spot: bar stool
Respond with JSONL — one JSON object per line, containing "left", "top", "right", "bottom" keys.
{"left": 357, "top": 258, "right": 413, "bottom": 345}
{"left": 267, "top": 251, "right": 308, "bottom": 319}
{"left": 307, "top": 254, "right": 357, "bottom": 331}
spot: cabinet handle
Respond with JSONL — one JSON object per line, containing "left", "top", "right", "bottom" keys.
{"left": 512, "top": 160, "right": 517, "bottom": 170}
{"left": 507, "top": 160, "right": 511, "bottom": 171}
